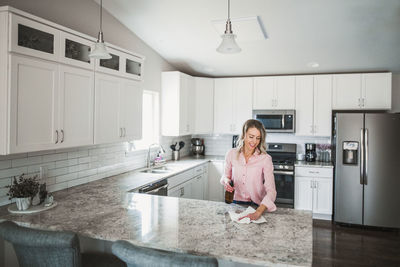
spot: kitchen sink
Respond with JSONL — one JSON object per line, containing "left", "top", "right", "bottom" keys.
{"left": 140, "top": 166, "right": 174, "bottom": 174}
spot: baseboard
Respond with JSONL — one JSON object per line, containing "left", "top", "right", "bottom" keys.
{"left": 313, "top": 213, "right": 332, "bottom": 220}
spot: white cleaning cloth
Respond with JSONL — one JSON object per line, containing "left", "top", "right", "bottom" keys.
{"left": 228, "top": 206, "right": 267, "bottom": 224}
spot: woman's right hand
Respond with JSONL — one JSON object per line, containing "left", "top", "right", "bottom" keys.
{"left": 224, "top": 180, "right": 234, "bottom": 193}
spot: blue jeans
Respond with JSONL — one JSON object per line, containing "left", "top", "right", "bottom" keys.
{"left": 233, "top": 200, "right": 259, "bottom": 208}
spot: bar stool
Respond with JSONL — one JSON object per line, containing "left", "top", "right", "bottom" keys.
{"left": 112, "top": 240, "right": 218, "bottom": 267}
{"left": 0, "top": 221, "right": 126, "bottom": 267}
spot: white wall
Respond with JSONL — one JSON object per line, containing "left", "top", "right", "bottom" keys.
{"left": 392, "top": 74, "right": 400, "bottom": 113}
{"left": 0, "top": 0, "right": 176, "bottom": 92}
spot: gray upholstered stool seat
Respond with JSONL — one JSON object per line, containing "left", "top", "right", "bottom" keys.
{"left": 0, "top": 221, "right": 126, "bottom": 267}
{"left": 112, "top": 240, "right": 218, "bottom": 267}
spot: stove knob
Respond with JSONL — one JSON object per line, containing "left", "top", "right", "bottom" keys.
{"left": 279, "top": 165, "right": 283, "bottom": 169}
{"left": 284, "top": 166, "right": 289, "bottom": 169}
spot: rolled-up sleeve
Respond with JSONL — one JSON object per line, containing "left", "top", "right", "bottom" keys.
{"left": 261, "top": 155, "right": 277, "bottom": 212}
{"left": 220, "top": 149, "right": 233, "bottom": 185}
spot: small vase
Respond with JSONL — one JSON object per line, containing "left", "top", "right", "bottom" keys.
{"left": 15, "top": 197, "right": 31, "bottom": 211}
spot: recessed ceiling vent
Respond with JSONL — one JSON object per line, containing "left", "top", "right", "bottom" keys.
{"left": 211, "top": 16, "right": 268, "bottom": 42}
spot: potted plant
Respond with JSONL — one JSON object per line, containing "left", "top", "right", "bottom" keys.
{"left": 7, "top": 174, "right": 39, "bottom": 211}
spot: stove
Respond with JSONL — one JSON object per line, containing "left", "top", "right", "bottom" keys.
{"left": 267, "top": 143, "right": 297, "bottom": 208}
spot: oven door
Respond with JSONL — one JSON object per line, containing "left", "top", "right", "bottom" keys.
{"left": 273, "top": 170, "right": 294, "bottom": 208}
{"left": 253, "top": 110, "right": 295, "bottom": 133}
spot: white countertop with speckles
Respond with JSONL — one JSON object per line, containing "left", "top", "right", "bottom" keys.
{"left": 0, "top": 156, "right": 312, "bottom": 266}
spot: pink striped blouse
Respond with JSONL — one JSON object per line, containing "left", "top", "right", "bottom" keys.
{"left": 220, "top": 148, "right": 277, "bottom": 212}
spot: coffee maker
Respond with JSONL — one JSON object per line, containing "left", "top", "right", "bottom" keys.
{"left": 191, "top": 138, "right": 205, "bottom": 157}
{"left": 305, "top": 143, "right": 317, "bottom": 162}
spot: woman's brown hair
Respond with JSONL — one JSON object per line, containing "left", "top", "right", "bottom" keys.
{"left": 236, "top": 119, "right": 267, "bottom": 155}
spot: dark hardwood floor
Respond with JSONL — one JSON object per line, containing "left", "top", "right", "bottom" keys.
{"left": 313, "top": 220, "right": 400, "bottom": 267}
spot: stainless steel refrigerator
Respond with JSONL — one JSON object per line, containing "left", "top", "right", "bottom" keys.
{"left": 333, "top": 113, "right": 400, "bottom": 228}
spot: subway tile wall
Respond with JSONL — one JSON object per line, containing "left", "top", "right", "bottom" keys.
{"left": 0, "top": 135, "right": 191, "bottom": 206}
{"left": 197, "top": 133, "right": 331, "bottom": 156}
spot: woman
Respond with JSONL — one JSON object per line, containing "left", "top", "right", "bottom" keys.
{"left": 220, "top": 119, "right": 277, "bottom": 221}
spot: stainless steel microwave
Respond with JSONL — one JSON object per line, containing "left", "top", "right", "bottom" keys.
{"left": 253, "top": 110, "right": 295, "bottom": 133}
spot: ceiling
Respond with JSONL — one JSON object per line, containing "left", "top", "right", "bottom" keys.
{"left": 101, "top": 0, "right": 400, "bottom": 77}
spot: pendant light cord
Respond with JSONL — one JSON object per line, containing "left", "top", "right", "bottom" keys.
{"left": 100, "top": 0, "right": 103, "bottom": 32}
{"left": 228, "top": 0, "right": 230, "bottom": 20}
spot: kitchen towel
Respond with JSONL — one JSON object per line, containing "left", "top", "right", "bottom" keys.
{"left": 228, "top": 206, "right": 267, "bottom": 224}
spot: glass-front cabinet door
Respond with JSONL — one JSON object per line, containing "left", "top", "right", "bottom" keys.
{"left": 95, "top": 47, "right": 123, "bottom": 75}
{"left": 60, "top": 32, "right": 94, "bottom": 69}
{"left": 124, "top": 54, "right": 143, "bottom": 80}
{"left": 10, "top": 14, "right": 60, "bottom": 61}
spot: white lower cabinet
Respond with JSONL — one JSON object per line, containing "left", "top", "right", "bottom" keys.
{"left": 167, "top": 164, "right": 207, "bottom": 200}
{"left": 168, "top": 179, "right": 193, "bottom": 198}
{"left": 208, "top": 161, "right": 225, "bottom": 202}
{"left": 295, "top": 166, "right": 333, "bottom": 220}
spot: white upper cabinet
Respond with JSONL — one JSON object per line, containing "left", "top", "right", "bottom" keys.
{"left": 362, "top": 73, "right": 392, "bottom": 109}
{"left": 9, "top": 55, "right": 59, "bottom": 153}
{"left": 313, "top": 75, "right": 332, "bottom": 136}
{"left": 10, "top": 14, "right": 60, "bottom": 62}
{"left": 233, "top": 78, "right": 253, "bottom": 133}
{"left": 214, "top": 78, "right": 253, "bottom": 134}
{"left": 332, "top": 73, "right": 391, "bottom": 110}
{"left": 94, "top": 73, "right": 122, "bottom": 144}
{"left": 58, "top": 65, "right": 94, "bottom": 148}
{"left": 161, "top": 71, "right": 194, "bottom": 136}
{"left": 295, "top": 76, "right": 314, "bottom": 136}
{"left": 60, "top": 32, "right": 94, "bottom": 70}
{"left": 214, "top": 79, "right": 234, "bottom": 134}
{"left": 253, "top": 76, "right": 295, "bottom": 109}
{"left": 95, "top": 47, "right": 144, "bottom": 80}
{"left": 275, "top": 76, "right": 296, "bottom": 109}
{"left": 295, "top": 75, "right": 332, "bottom": 137}
{"left": 253, "top": 77, "right": 275, "bottom": 109}
{"left": 94, "top": 74, "right": 142, "bottom": 144}
{"left": 8, "top": 56, "right": 95, "bottom": 154}
{"left": 0, "top": 7, "right": 144, "bottom": 154}
{"left": 193, "top": 77, "right": 214, "bottom": 134}
{"left": 121, "top": 79, "right": 143, "bottom": 141}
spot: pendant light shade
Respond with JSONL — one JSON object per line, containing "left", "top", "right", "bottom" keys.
{"left": 217, "top": 0, "right": 241, "bottom": 54}
{"left": 89, "top": 0, "right": 111, "bottom": 59}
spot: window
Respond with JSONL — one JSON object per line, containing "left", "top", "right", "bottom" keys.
{"left": 134, "top": 90, "right": 159, "bottom": 149}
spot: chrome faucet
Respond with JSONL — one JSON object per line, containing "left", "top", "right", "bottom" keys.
{"left": 147, "top": 143, "right": 166, "bottom": 168}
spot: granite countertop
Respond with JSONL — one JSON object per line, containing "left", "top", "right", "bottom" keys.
{"left": 295, "top": 160, "right": 334, "bottom": 168}
{"left": 0, "top": 156, "right": 312, "bottom": 266}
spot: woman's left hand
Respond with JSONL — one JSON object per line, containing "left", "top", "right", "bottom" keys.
{"left": 239, "top": 210, "right": 262, "bottom": 221}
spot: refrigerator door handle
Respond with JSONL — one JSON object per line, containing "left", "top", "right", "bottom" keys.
{"left": 360, "top": 128, "right": 364, "bottom": 185}
{"left": 365, "top": 128, "right": 368, "bottom": 185}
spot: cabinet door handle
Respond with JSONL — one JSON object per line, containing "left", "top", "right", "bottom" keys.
{"left": 314, "top": 181, "right": 318, "bottom": 189}
{"left": 309, "top": 171, "right": 319, "bottom": 174}
{"left": 61, "top": 129, "right": 64, "bottom": 143}
{"left": 362, "top": 98, "right": 365, "bottom": 107}
{"left": 358, "top": 98, "right": 361, "bottom": 107}
{"left": 55, "top": 130, "right": 59, "bottom": 144}
{"left": 180, "top": 187, "right": 184, "bottom": 197}
{"left": 119, "top": 128, "right": 123, "bottom": 137}
{"left": 123, "top": 127, "right": 126, "bottom": 137}
{"left": 310, "top": 180, "right": 313, "bottom": 188}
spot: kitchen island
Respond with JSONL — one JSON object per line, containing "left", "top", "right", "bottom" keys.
{"left": 0, "top": 164, "right": 312, "bottom": 267}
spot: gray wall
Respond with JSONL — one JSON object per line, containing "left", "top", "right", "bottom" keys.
{"left": 0, "top": 0, "right": 176, "bottom": 92}
{"left": 392, "top": 74, "right": 400, "bottom": 113}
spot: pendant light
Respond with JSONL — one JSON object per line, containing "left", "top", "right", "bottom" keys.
{"left": 216, "top": 0, "right": 241, "bottom": 54}
{"left": 89, "top": 0, "right": 112, "bottom": 59}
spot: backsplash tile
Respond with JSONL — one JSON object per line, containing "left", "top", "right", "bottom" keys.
{"left": 196, "top": 133, "right": 331, "bottom": 156}
{"left": 0, "top": 134, "right": 191, "bottom": 206}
